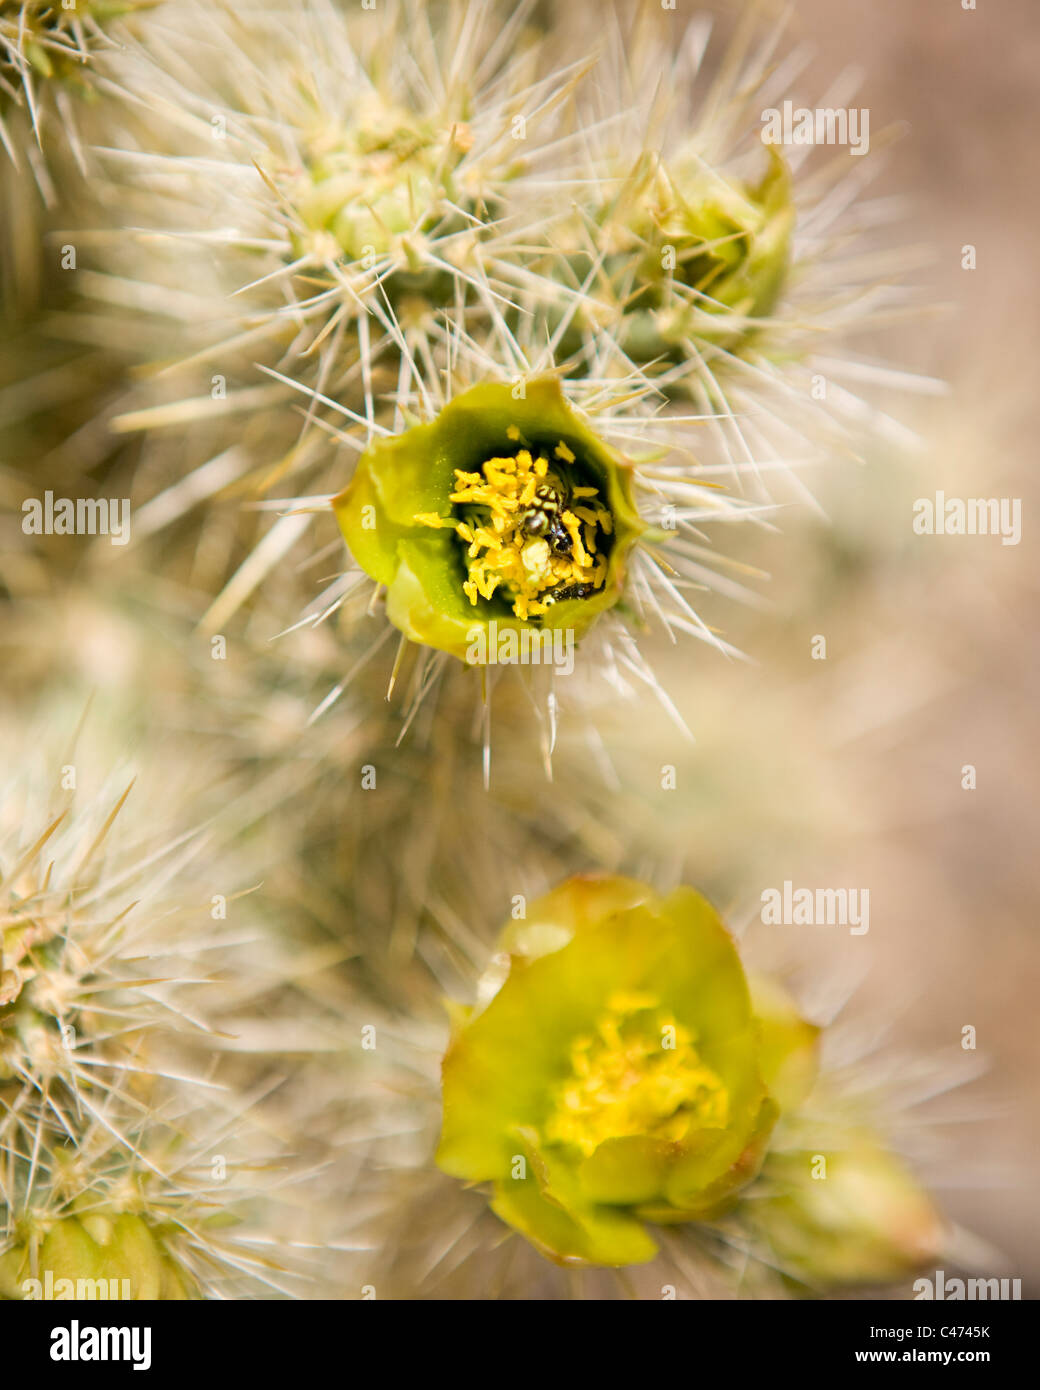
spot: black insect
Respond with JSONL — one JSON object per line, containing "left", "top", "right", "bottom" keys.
{"left": 521, "top": 476, "right": 573, "bottom": 557}
{"left": 541, "top": 581, "right": 597, "bottom": 605}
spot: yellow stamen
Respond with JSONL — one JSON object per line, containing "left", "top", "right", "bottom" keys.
{"left": 413, "top": 441, "right": 612, "bottom": 618}
{"left": 544, "top": 994, "right": 730, "bottom": 1157}
{"left": 561, "top": 510, "right": 588, "bottom": 567}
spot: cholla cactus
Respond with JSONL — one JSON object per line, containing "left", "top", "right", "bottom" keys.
{"left": 96, "top": 7, "right": 937, "bottom": 765}
{"left": 56, "top": 0, "right": 924, "bottom": 662}
{"left": 0, "top": 1080, "right": 303, "bottom": 1300}
{"left": 0, "top": 1, "right": 157, "bottom": 192}
{"left": 0, "top": 770, "right": 205, "bottom": 1108}
{"left": 100, "top": 0, "right": 584, "bottom": 364}
{"left": 0, "top": 0, "right": 972, "bottom": 1307}
{"left": 0, "top": 742, "right": 316, "bottom": 1299}
{"left": 48, "top": 0, "right": 603, "bottom": 602}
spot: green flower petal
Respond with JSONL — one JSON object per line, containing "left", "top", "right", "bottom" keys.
{"left": 579, "top": 1135, "right": 675, "bottom": 1206}
{"left": 438, "top": 910, "right": 662, "bottom": 1179}
{"left": 749, "top": 975, "right": 821, "bottom": 1111}
{"left": 661, "top": 1096, "right": 778, "bottom": 1218}
{"left": 335, "top": 464, "right": 408, "bottom": 587}
{"left": 491, "top": 1174, "right": 658, "bottom": 1268}
{"left": 491, "top": 1133, "right": 659, "bottom": 1266}
{"left": 496, "top": 874, "right": 656, "bottom": 963}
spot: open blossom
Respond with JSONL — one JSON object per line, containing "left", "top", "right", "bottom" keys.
{"left": 437, "top": 875, "right": 819, "bottom": 1265}
{"left": 333, "top": 378, "right": 644, "bottom": 663}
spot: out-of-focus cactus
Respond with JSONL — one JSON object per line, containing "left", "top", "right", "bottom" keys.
{"left": 0, "top": 1211, "right": 193, "bottom": 1301}
{"left": 1, "top": 2, "right": 157, "bottom": 124}
{"left": 0, "top": 740, "right": 320, "bottom": 1299}
{"left": 34, "top": 0, "right": 924, "bottom": 663}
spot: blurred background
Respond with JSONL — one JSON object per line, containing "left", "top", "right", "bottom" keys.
{"left": 632, "top": 0, "right": 1040, "bottom": 1293}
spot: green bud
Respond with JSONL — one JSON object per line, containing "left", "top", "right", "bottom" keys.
{"left": 627, "top": 150, "right": 794, "bottom": 350}
{"left": 750, "top": 1136, "right": 945, "bottom": 1288}
{"left": 1, "top": 2, "right": 158, "bottom": 97}
{"left": 543, "top": 151, "right": 794, "bottom": 374}
{"left": 0, "top": 1212, "right": 193, "bottom": 1300}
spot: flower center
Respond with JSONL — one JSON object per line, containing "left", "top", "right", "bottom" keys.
{"left": 543, "top": 992, "right": 729, "bottom": 1157}
{"left": 415, "top": 432, "right": 613, "bottom": 620}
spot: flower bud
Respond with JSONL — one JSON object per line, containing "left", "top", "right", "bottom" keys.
{"left": 0, "top": 1212, "right": 193, "bottom": 1301}
{"left": 749, "top": 1137, "right": 946, "bottom": 1288}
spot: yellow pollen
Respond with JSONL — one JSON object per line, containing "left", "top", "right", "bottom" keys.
{"left": 521, "top": 538, "right": 552, "bottom": 581}
{"left": 414, "top": 441, "right": 613, "bottom": 620}
{"left": 543, "top": 994, "right": 729, "bottom": 1157}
